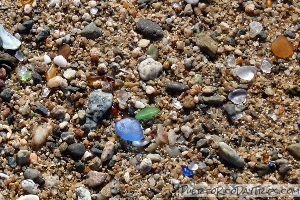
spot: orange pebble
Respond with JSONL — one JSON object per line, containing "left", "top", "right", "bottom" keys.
{"left": 45, "top": 65, "right": 58, "bottom": 81}
{"left": 271, "top": 35, "right": 294, "bottom": 58}
{"left": 22, "top": 0, "right": 34, "bottom": 6}
{"left": 29, "top": 153, "right": 38, "bottom": 164}
{"left": 58, "top": 45, "right": 71, "bottom": 60}
{"left": 265, "top": 0, "right": 273, "bottom": 7}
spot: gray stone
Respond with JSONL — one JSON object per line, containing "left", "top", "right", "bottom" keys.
{"left": 18, "top": 20, "right": 34, "bottom": 34}
{"left": 254, "top": 164, "right": 273, "bottom": 177}
{"left": 278, "top": 164, "right": 292, "bottom": 175}
{"left": 85, "top": 89, "right": 113, "bottom": 129}
{"left": 67, "top": 143, "right": 86, "bottom": 160}
{"left": 81, "top": 22, "right": 101, "bottom": 39}
{"left": 147, "top": 44, "right": 159, "bottom": 60}
{"left": 24, "top": 168, "right": 41, "bottom": 182}
{"left": 136, "top": 19, "right": 163, "bottom": 39}
{"left": 61, "top": 132, "right": 75, "bottom": 144}
{"left": 201, "top": 95, "right": 226, "bottom": 106}
{"left": 287, "top": 143, "right": 300, "bottom": 160}
{"left": 89, "top": 157, "right": 102, "bottom": 171}
{"left": 0, "top": 52, "right": 19, "bottom": 69}
{"left": 138, "top": 58, "right": 162, "bottom": 81}
{"left": 195, "top": 33, "right": 218, "bottom": 57}
{"left": 86, "top": 171, "right": 108, "bottom": 188}
{"left": 34, "top": 105, "right": 49, "bottom": 116}
{"left": 36, "top": 29, "right": 50, "bottom": 42}
{"left": 218, "top": 142, "right": 245, "bottom": 168}
{"left": 165, "top": 81, "right": 189, "bottom": 93}
{"left": 16, "top": 150, "right": 30, "bottom": 165}
{"left": 76, "top": 187, "right": 91, "bottom": 200}
{"left": 140, "top": 158, "right": 152, "bottom": 174}
{"left": 0, "top": 88, "right": 12, "bottom": 102}
{"left": 101, "top": 141, "right": 115, "bottom": 162}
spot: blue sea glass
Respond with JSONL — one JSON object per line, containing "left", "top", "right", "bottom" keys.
{"left": 115, "top": 118, "right": 144, "bottom": 142}
{"left": 182, "top": 167, "right": 194, "bottom": 177}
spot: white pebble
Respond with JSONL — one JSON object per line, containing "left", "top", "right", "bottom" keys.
{"left": 24, "top": 4, "right": 32, "bottom": 14}
{"left": 185, "top": 0, "right": 199, "bottom": 5}
{"left": 21, "top": 179, "right": 38, "bottom": 194}
{"left": 220, "top": 22, "right": 230, "bottom": 32}
{"left": 138, "top": 39, "right": 150, "bottom": 48}
{"left": 43, "top": 55, "right": 51, "bottom": 64}
{"left": 17, "top": 195, "right": 39, "bottom": 200}
{"left": 245, "top": 3, "right": 255, "bottom": 14}
{"left": 181, "top": 125, "right": 193, "bottom": 138}
{"left": 145, "top": 85, "right": 156, "bottom": 94}
{"left": 53, "top": 55, "right": 67, "bottom": 68}
{"left": 63, "top": 68, "right": 76, "bottom": 79}
{"left": 135, "top": 101, "right": 145, "bottom": 109}
{"left": 59, "top": 121, "right": 69, "bottom": 129}
{"left": 47, "top": 76, "right": 68, "bottom": 88}
{"left": 88, "top": 0, "right": 97, "bottom": 7}
{"left": 168, "top": 129, "right": 177, "bottom": 146}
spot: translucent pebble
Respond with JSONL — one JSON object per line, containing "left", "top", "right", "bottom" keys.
{"left": 188, "top": 161, "right": 199, "bottom": 171}
{"left": 182, "top": 167, "right": 194, "bottom": 177}
{"left": 41, "top": 88, "right": 51, "bottom": 98}
{"left": 17, "top": 65, "right": 28, "bottom": 77}
{"left": 53, "top": 55, "right": 67, "bottom": 68}
{"left": 235, "top": 66, "right": 257, "bottom": 80}
{"left": 135, "top": 107, "right": 160, "bottom": 120}
{"left": 173, "top": 99, "right": 182, "bottom": 109}
{"left": 249, "top": 21, "right": 263, "bottom": 38}
{"left": 260, "top": 59, "right": 273, "bottom": 73}
{"left": 21, "top": 71, "right": 32, "bottom": 81}
{"left": 228, "top": 88, "right": 247, "bottom": 105}
{"left": 45, "top": 66, "right": 58, "bottom": 81}
{"left": 17, "top": 195, "right": 39, "bottom": 200}
{"left": 0, "top": 25, "right": 21, "bottom": 50}
{"left": 227, "top": 54, "right": 236, "bottom": 67}
{"left": 90, "top": 8, "right": 98, "bottom": 15}
{"left": 271, "top": 35, "right": 294, "bottom": 58}
{"left": 15, "top": 50, "right": 24, "bottom": 61}
{"left": 43, "top": 55, "right": 51, "bottom": 64}
{"left": 132, "top": 140, "right": 150, "bottom": 147}
{"left": 115, "top": 118, "right": 144, "bottom": 142}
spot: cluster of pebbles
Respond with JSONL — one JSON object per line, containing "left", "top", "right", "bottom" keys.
{"left": 0, "top": 0, "right": 300, "bottom": 199}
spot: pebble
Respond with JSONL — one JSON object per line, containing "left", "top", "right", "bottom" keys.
{"left": 165, "top": 81, "right": 189, "bottom": 93}
{"left": 101, "top": 141, "right": 115, "bottom": 162}
{"left": 67, "top": 143, "right": 86, "bottom": 160}
{"left": 245, "top": 3, "right": 255, "bottom": 14}
{"left": 254, "top": 164, "right": 274, "bottom": 177}
{"left": 135, "top": 107, "right": 160, "bottom": 120}
{"left": 53, "top": 55, "right": 67, "bottom": 68}
{"left": 260, "top": 59, "right": 273, "bottom": 73}
{"left": 195, "top": 33, "right": 218, "bottom": 57}
{"left": 235, "top": 66, "right": 257, "bottom": 81}
{"left": 134, "top": 101, "right": 145, "bottom": 109}
{"left": 32, "top": 124, "right": 53, "bottom": 149}
{"left": 140, "top": 157, "right": 152, "bottom": 174}
{"left": 47, "top": 76, "right": 67, "bottom": 88}
{"left": 146, "top": 154, "right": 162, "bottom": 162}
{"left": 271, "top": 35, "right": 294, "bottom": 58}
{"left": 18, "top": 20, "right": 34, "bottom": 34}
{"left": 286, "top": 143, "right": 300, "bottom": 159}
{"left": 165, "top": 145, "right": 181, "bottom": 157}
{"left": 36, "top": 29, "right": 50, "bottom": 42}
{"left": 34, "top": 105, "right": 49, "bottom": 116}
{"left": 85, "top": 89, "right": 113, "bottom": 130}
{"left": 218, "top": 142, "right": 245, "bottom": 168}
{"left": 61, "top": 132, "right": 75, "bottom": 144}
{"left": 147, "top": 44, "right": 159, "bottom": 60}
{"left": 138, "top": 58, "right": 163, "bottom": 81}
{"left": 249, "top": 21, "right": 263, "bottom": 38}
{"left": 201, "top": 95, "right": 226, "bottom": 106}
{"left": 0, "top": 25, "right": 21, "bottom": 50}
{"left": 114, "top": 118, "right": 144, "bottom": 141}
{"left": 138, "top": 39, "right": 150, "bottom": 48}
{"left": 100, "top": 182, "right": 112, "bottom": 198}
{"left": 21, "top": 179, "right": 38, "bottom": 194}
{"left": 0, "top": 52, "right": 19, "bottom": 68}
{"left": 75, "top": 161, "right": 85, "bottom": 173}
{"left": 63, "top": 68, "right": 76, "bottom": 79}
{"left": 16, "top": 150, "right": 31, "bottom": 165}
{"left": 185, "top": 0, "right": 199, "bottom": 4}
{"left": 17, "top": 195, "right": 39, "bottom": 200}
{"left": 182, "top": 95, "right": 195, "bottom": 109}
{"left": 0, "top": 88, "right": 12, "bottom": 102}
{"left": 181, "top": 125, "right": 193, "bottom": 138}
{"left": 81, "top": 22, "right": 101, "bottom": 39}
{"left": 43, "top": 55, "right": 51, "bottom": 64}
{"left": 278, "top": 164, "right": 292, "bottom": 175}
{"left": 168, "top": 129, "right": 177, "bottom": 146}
{"left": 76, "top": 187, "right": 91, "bottom": 200}
{"left": 136, "top": 19, "right": 163, "bottom": 39}
{"left": 24, "top": 168, "right": 43, "bottom": 184}
{"left": 228, "top": 88, "right": 247, "bottom": 104}
{"left": 86, "top": 171, "right": 108, "bottom": 188}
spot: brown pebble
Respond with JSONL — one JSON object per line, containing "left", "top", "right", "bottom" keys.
{"left": 182, "top": 95, "right": 195, "bottom": 109}
{"left": 0, "top": 68, "right": 6, "bottom": 79}
{"left": 58, "top": 45, "right": 71, "bottom": 60}
{"left": 29, "top": 153, "right": 38, "bottom": 164}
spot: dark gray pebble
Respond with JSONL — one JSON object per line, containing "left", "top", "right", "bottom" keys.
{"left": 136, "top": 19, "right": 163, "bottom": 39}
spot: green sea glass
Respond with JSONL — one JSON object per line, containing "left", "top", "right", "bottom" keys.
{"left": 135, "top": 107, "right": 160, "bottom": 120}
{"left": 21, "top": 71, "right": 32, "bottom": 81}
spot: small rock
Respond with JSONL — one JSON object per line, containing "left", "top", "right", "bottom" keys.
{"left": 147, "top": 44, "right": 159, "bottom": 60}
{"left": 195, "top": 33, "right": 218, "bottom": 57}
{"left": 146, "top": 154, "right": 162, "bottom": 162}
{"left": 81, "top": 22, "right": 101, "bottom": 39}
{"left": 31, "top": 72, "right": 43, "bottom": 85}
{"left": 61, "top": 132, "right": 75, "bottom": 144}
{"left": 138, "top": 58, "right": 162, "bottom": 81}
{"left": 47, "top": 76, "right": 67, "bottom": 88}
{"left": 23, "top": 168, "right": 43, "bottom": 184}
{"left": 287, "top": 143, "right": 300, "bottom": 159}
{"left": 278, "top": 164, "right": 292, "bottom": 175}
{"left": 138, "top": 39, "right": 150, "bottom": 48}
{"left": 88, "top": 157, "right": 102, "bottom": 171}
{"left": 32, "top": 124, "right": 53, "bottom": 149}
{"left": 100, "top": 182, "right": 112, "bottom": 198}
{"left": 245, "top": 3, "right": 255, "bottom": 14}
{"left": 0, "top": 88, "right": 12, "bottom": 102}
{"left": 76, "top": 187, "right": 91, "bottom": 200}
{"left": 0, "top": 52, "right": 19, "bottom": 69}
{"left": 165, "top": 81, "right": 189, "bottom": 93}
{"left": 67, "top": 143, "right": 86, "bottom": 160}
{"left": 101, "top": 141, "right": 115, "bottom": 162}
{"left": 18, "top": 20, "right": 34, "bottom": 34}
{"left": 36, "top": 29, "right": 50, "bottom": 42}
{"left": 185, "top": 0, "right": 199, "bottom": 4}
{"left": 75, "top": 161, "right": 85, "bottom": 173}
{"left": 17, "top": 195, "right": 39, "bottom": 200}
{"left": 34, "top": 105, "right": 49, "bottom": 117}
{"left": 85, "top": 89, "right": 113, "bottom": 130}
{"left": 136, "top": 19, "right": 163, "bottom": 39}
{"left": 16, "top": 150, "right": 31, "bottom": 165}
{"left": 218, "top": 142, "right": 245, "bottom": 168}
{"left": 53, "top": 55, "right": 67, "bottom": 68}
{"left": 165, "top": 145, "right": 181, "bottom": 157}
{"left": 8, "top": 157, "right": 16, "bottom": 168}
{"left": 86, "top": 171, "right": 108, "bottom": 188}
{"left": 182, "top": 95, "right": 195, "bottom": 109}
{"left": 201, "top": 95, "right": 226, "bottom": 106}
{"left": 21, "top": 179, "right": 38, "bottom": 194}
{"left": 63, "top": 68, "right": 76, "bottom": 79}
{"left": 140, "top": 157, "right": 152, "bottom": 174}
{"left": 254, "top": 164, "right": 274, "bottom": 177}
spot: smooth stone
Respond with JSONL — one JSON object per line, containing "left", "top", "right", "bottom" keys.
{"left": 32, "top": 124, "right": 53, "bottom": 149}
{"left": 63, "top": 68, "right": 76, "bottom": 79}
{"left": 115, "top": 118, "right": 144, "bottom": 141}
{"left": 101, "top": 141, "right": 115, "bottom": 162}
{"left": 138, "top": 58, "right": 162, "bottom": 81}
{"left": 18, "top": 20, "right": 34, "bottom": 34}
{"left": 85, "top": 89, "right": 113, "bottom": 130}
{"left": 287, "top": 143, "right": 300, "bottom": 159}
{"left": 254, "top": 164, "right": 274, "bottom": 177}
{"left": 147, "top": 44, "right": 159, "bottom": 60}
{"left": 34, "top": 105, "right": 49, "bottom": 116}
{"left": 0, "top": 25, "right": 21, "bottom": 50}
{"left": 21, "top": 179, "right": 38, "bottom": 194}
{"left": 195, "top": 33, "right": 218, "bottom": 57}
{"left": 16, "top": 150, "right": 31, "bottom": 165}
{"left": 140, "top": 157, "right": 152, "bottom": 174}
{"left": 76, "top": 187, "right": 91, "bottom": 200}
{"left": 136, "top": 19, "right": 163, "bottom": 39}
{"left": 17, "top": 195, "right": 39, "bottom": 200}
{"left": 235, "top": 66, "right": 257, "bottom": 81}
{"left": 86, "top": 171, "right": 108, "bottom": 188}
{"left": 67, "top": 143, "right": 86, "bottom": 160}
{"left": 165, "top": 145, "right": 181, "bottom": 157}
{"left": 23, "top": 168, "right": 42, "bottom": 183}
{"left": 36, "top": 29, "right": 50, "bottom": 42}
{"left": 218, "top": 142, "right": 245, "bottom": 168}
{"left": 47, "top": 76, "right": 67, "bottom": 88}
{"left": 0, "top": 88, "right": 12, "bottom": 102}
{"left": 201, "top": 95, "right": 226, "bottom": 106}
{"left": 61, "top": 132, "right": 75, "bottom": 144}
{"left": 53, "top": 55, "right": 67, "bottom": 68}
{"left": 31, "top": 72, "right": 43, "bottom": 85}
{"left": 185, "top": 0, "right": 199, "bottom": 4}
{"left": 165, "top": 81, "right": 189, "bottom": 93}
{"left": 81, "top": 22, "right": 101, "bottom": 39}
{"left": 0, "top": 52, "right": 19, "bottom": 68}
{"left": 135, "top": 107, "right": 160, "bottom": 120}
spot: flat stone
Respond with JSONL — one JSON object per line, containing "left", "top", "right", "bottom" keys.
{"left": 85, "top": 89, "right": 113, "bottom": 130}
{"left": 136, "top": 19, "right": 163, "bottom": 39}
{"left": 195, "top": 33, "right": 218, "bottom": 57}
{"left": 165, "top": 81, "right": 189, "bottom": 93}
{"left": 81, "top": 22, "right": 101, "bottom": 39}
{"left": 254, "top": 164, "right": 274, "bottom": 177}
{"left": 86, "top": 171, "right": 108, "bottom": 188}
{"left": 23, "top": 168, "right": 41, "bottom": 182}
{"left": 218, "top": 142, "right": 245, "bottom": 168}
{"left": 67, "top": 143, "right": 86, "bottom": 160}
{"left": 201, "top": 95, "right": 226, "bottom": 106}
{"left": 287, "top": 143, "right": 300, "bottom": 160}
